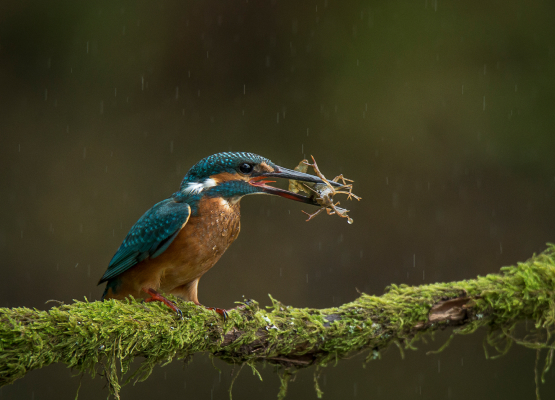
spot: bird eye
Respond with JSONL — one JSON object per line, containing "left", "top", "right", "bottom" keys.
{"left": 239, "top": 163, "right": 254, "bottom": 174}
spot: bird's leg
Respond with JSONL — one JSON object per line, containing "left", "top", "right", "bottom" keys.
{"left": 192, "top": 300, "right": 229, "bottom": 321}
{"left": 142, "top": 287, "right": 183, "bottom": 319}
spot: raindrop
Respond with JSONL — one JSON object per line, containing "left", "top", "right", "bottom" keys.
{"left": 175, "top": 87, "right": 179, "bottom": 100}
{"left": 413, "top": 254, "right": 416, "bottom": 267}
{"left": 306, "top": 274, "right": 309, "bottom": 283}
{"left": 483, "top": 96, "right": 486, "bottom": 111}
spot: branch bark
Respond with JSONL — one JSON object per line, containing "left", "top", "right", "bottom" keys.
{"left": 2, "top": 245, "right": 555, "bottom": 398}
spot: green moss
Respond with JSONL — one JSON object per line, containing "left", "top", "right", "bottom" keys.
{"left": 2, "top": 244, "right": 555, "bottom": 398}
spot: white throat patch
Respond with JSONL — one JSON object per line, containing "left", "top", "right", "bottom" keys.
{"left": 183, "top": 178, "right": 217, "bottom": 195}
{"left": 203, "top": 178, "right": 217, "bottom": 189}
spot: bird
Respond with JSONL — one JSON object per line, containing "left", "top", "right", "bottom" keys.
{"left": 98, "top": 152, "right": 340, "bottom": 319}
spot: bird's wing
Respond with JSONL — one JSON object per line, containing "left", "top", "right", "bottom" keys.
{"left": 98, "top": 199, "right": 191, "bottom": 283}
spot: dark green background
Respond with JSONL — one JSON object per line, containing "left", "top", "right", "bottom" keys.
{"left": 2, "top": 0, "right": 555, "bottom": 398}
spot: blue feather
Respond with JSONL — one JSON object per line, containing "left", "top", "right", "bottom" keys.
{"left": 98, "top": 199, "right": 190, "bottom": 283}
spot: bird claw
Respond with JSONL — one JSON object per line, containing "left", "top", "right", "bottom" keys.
{"left": 207, "top": 307, "right": 229, "bottom": 321}
{"left": 142, "top": 287, "right": 183, "bottom": 320}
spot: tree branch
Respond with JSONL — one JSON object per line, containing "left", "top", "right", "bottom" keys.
{"left": 2, "top": 245, "right": 555, "bottom": 398}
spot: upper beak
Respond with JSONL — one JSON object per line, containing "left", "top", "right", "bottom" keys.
{"left": 264, "top": 166, "right": 342, "bottom": 187}
{"left": 249, "top": 165, "right": 341, "bottom": 204}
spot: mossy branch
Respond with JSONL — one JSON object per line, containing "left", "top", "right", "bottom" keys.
{"left": 2, "top": 245, "right": 555, "bottom": 399}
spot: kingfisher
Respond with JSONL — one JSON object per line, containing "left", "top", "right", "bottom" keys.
{"left": 98, "top": 152, "right": 340, "bottom": 318}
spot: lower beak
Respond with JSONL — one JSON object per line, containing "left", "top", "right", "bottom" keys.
{"left": 249, "top": 165, "right": 341, "bottom": 204}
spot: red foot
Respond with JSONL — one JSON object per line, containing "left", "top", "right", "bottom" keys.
{"left": 142, "top": 288, "right": 183, "bottom": 319}
{"left": 193, "top": 300, "right": 229, "bottom": 321}
{"left": 207, "top": 307, "right": 229, "bottom": 320}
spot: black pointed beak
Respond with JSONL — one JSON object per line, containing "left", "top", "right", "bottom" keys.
{"left": 264, "top": 166, "right": 342, "bottom": 187}
{"left": 248, "top": 165, "right": 341, "bottom": 205}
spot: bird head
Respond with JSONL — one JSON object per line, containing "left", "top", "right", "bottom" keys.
{"left": 179, "top": 152, "right": 339, "bottom": 204}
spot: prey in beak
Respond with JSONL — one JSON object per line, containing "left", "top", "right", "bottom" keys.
{"left": 248, "top": 165, "right": 343, "bottom": 205}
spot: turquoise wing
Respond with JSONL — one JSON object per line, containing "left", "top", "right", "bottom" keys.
{"left": 98, "top": 199, "right": 191, "bottom": 283}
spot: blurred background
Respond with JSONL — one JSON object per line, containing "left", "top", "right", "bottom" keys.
{"left": 1, "top": 0, "right": 555, "bottom": 398}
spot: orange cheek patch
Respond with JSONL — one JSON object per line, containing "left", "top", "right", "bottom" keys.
{"left": 211, "top": 172, "right": 244, "bottom": 183}
{"left": 258, "top": 162, "right": 274, "bottom": 173}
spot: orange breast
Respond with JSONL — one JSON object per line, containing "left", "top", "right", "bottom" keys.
{"left": 158, "top": 196, "right": 241, "bottom": 290}
{"left": 103, "top": 196, "right": 241, "bottom": 301}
